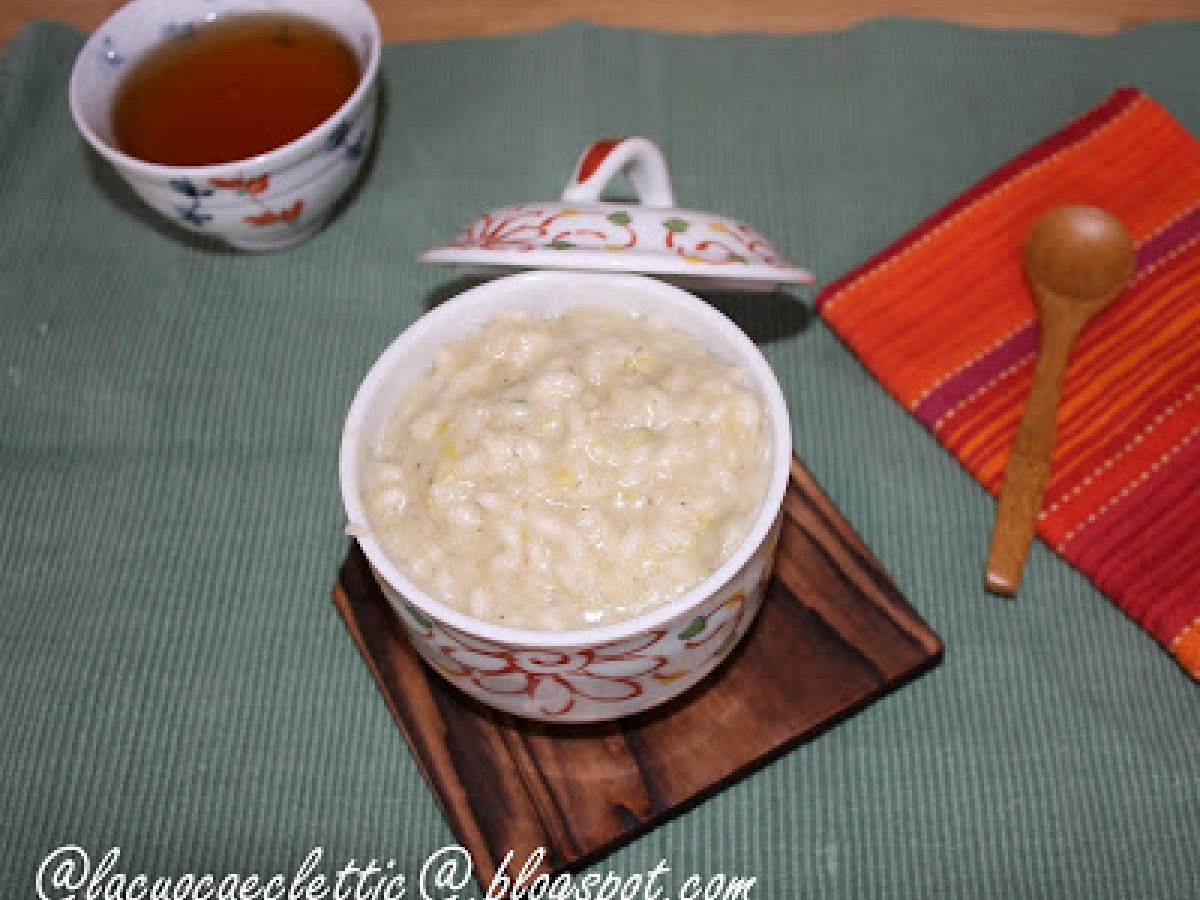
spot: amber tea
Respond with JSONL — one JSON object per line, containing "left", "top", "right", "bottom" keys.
{"left": 112, "top": 13, "right": 362, "bottom": 166}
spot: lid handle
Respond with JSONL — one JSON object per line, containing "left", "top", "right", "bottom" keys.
{"left": 561, "top": 137, "right": 676, "bottom": 207}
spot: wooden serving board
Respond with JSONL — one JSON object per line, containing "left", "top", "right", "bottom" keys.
{"left": 333, "top": 458, "right": 942, "bottom": 886}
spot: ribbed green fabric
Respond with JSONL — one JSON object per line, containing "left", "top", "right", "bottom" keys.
{"left": 2, "top": 18, "right": 1197, "bottom": 899}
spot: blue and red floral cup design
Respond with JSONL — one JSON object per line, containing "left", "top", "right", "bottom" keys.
{"left": 69, "top": 0, "right": 380, "bottom": 250}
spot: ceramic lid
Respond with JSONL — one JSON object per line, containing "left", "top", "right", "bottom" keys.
{"left": 421, "top": 137, "right": 814, "bottom": 293}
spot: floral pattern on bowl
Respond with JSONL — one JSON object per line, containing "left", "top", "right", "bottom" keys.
{"left": 375, "top": 514, "right": 779, "bottom": 721}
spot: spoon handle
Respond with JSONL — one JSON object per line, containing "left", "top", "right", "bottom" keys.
{"left": 984, "top": 315, "right": 1079, "bottom": 596}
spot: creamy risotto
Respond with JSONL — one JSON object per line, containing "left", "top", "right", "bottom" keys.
{"left": 363, "top": 307, "right": 771, "bottom": 631}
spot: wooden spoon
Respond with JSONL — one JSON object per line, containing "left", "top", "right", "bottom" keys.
{"left": 984, "top": 205, "right": 1135, "bottom": 596}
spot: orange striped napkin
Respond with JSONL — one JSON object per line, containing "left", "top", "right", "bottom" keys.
{"left": 816, "top": 87, "right": 1200, "bottom": 680}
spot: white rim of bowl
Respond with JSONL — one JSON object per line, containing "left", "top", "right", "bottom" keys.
{"left": 340, "top": 271, "right": 793, "bottom": 650}
{"left": 67, "top": 0, "right": 382, "bottom": 179}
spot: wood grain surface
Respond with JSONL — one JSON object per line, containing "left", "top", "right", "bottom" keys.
{"left": 332, "top": 458, "right": 942, "bottom": 887}
{"left": 7, "top": 0, "right": 1200, "bottom": 47}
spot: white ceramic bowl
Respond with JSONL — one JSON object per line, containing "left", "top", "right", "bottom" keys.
{"left": 340, "top": 272, "right": 792, "bottom": 722}
{"left": 68, "top": 0, "right": 380, "bottom": 251}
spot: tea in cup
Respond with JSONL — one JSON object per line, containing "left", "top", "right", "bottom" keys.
{"left": 69, "top": 0, "right": 381, "bottom": 250}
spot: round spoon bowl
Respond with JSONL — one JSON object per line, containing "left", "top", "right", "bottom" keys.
{"left": 1024, "top": 205, "right": 1136, "bottom": 302}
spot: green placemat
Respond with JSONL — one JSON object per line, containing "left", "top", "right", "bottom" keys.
{"left": 2, "top": 17, "right": 1197, "bottom": 899}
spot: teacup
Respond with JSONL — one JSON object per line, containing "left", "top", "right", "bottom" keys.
{"left": 68, "top": 0, "right": 381, "bottom": 251}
